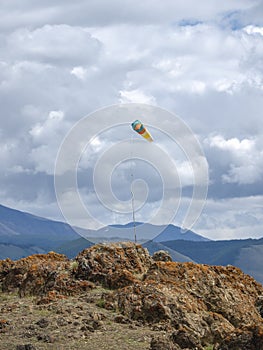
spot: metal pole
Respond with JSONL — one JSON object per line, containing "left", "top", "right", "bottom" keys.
{"left": 130, "top": 136, "right": 136, "bottom": 243}
{"left": 131, "top": 187, "right": 136, "bottom": 243}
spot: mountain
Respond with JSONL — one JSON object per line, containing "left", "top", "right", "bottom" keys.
{"left": 79, "top": 222, "right": 210, "bottom": 243}
{"left": 58, "top": 222, "right": 207, "bottom": 261}
{"left": 0, "top": 243, "right": 46, "bottom": 260}
{"left": 56, "top": 237, "right": 93, "bottom": 258}
{"left": 235, "top": 244, "right": 263, "bottom": 284}
{"left": 142, "top": 240, "right": 195, "bottom": 262}
{"left": 152, "top": 224, "right": 210, "bottom": 242}
{"left": 57, "top": 236, "right": 196, "bottom": 262}
{"left": 1, "top": 204, "right": 206, "bottom": 260}
{"left": 0, "top": 204, "right": 88, "bottom": 259}
{"left": 0, "top": 204, "right": 79, "bottom": 246}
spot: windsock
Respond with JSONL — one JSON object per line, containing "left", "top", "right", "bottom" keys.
{"left": 131, "top": 120, "right": 153, "bottom": 142}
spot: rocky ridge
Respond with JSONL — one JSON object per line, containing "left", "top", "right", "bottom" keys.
{"left": 0, "top": 242, "right": 263, "bottom": 349}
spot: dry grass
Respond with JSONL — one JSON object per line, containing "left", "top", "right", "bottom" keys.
{"left": 0, "top": 290, "right": 157, "bottom": 350}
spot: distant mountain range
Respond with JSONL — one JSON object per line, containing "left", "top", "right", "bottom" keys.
{"left": 0, "top": 204, "right": 85, "bottom": 258}
{"left": 0, "top": 204, "right": 263, "bottom": 284}
{"left": 78, "top": 222, "right": 210, "bottom": 243}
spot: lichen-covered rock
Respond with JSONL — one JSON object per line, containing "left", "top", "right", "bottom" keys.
{"left": 171, "top": 328, "right": 202, "bottom": 349}
{"left": 152, "top": 250, "right": 172, "bottom": 262}
{"left": 107, "top": 282, "right": 172, "bottom": 323}
{"left": 150, "top": 334, "right": 180, "bottom": 350}
{"left": 102, "top": 259, "right": 263, "bottom": 348}
{"left": 16, "top": 345, "right": 36, "bottom": 350}
{"left": 1, "top": 242, "right": 263, "bottom": 348}
{"left": 0, "top": 252, "right": 94, "bottom": 298}
{"left": 215, "top": 326, "right": 263, "bottom": 350}
{"left": 144, "top": 262, "right": 263, "bottom": 328}
{"left": 0, "top": 252, "right": 68, "bottom": 292}
{"left": 75, "top": 242, "right": 152, "bottom": 288}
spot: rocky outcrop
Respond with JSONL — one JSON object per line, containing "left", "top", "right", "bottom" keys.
{"left": 150, "top": 334, "right": 179, "bottom": 349}
{"left": 74, "top": 242, "right": 152, "bottom": 288}
{"left": 0, "top": 242, "right": 263, "bottom": 349}
{"left": 215, "top": 325, "right": 263, "bottom": 349}
{"left": 104, "top": 261, "right": 263, "bottom": 348}
{"left": 16, "top": 345, "right": 36, "bottom": 350}
{"left": 0, "top": 252, "right": 94, "bottom": 300}
{"left": 152, "top": 249, "right": 173, "bottom": 262}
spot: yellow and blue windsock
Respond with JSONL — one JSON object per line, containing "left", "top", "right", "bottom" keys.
{"left": 131, "top": 120, "right": 153, "bottom": 142}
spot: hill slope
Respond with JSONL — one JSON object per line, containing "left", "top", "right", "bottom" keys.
{"left": 152, "top": 224, "right": 210, "bottom": 242}
{"left": 56, "top": 237, "right": 93, "bottom": 258}
{"left": 0, "top": 204, "right": 84, "bottom": 259}
{"left": 142, "top": 240, "right": 195, "bottom": 263}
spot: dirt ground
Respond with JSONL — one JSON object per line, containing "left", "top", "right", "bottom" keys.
{"left": 0, "top": 289, "right": 157, "bottom": 350}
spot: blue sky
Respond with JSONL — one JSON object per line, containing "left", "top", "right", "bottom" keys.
{"left": 0, "top": 0, "right": 263, "bottom": 240}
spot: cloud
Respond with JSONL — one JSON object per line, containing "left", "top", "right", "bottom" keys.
{"left": 28, "top": 110, "right": 74, "bottom": 175}
{"left": 208, "top": 135, "right": 255, "bottom": 153}
{"left": 71, "top": 66, "right": 88, "bottom": 80}
{"left": 205, "top": 134, "right": 263, "bottom": 186}
{"left": 1, "top": 0, "right": 263, "bottom": 239}
{"left": 119, "top": 89, "right": 156, "bottom": 104}
{"left": 30, "top": 110, "right": 64, "bottom": 142}
{"left": 196, "top": 196, "right": 263, "bottom": 240}
{"left": 6, "top": 25, "right": 102, "bottom": 65}
{"left": 244, "top": 25, "right": 263, "bottom": 35}
{"left": 0, "top": 0, "right": 259, "bottom": 30}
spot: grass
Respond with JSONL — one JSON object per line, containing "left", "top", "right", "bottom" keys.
{"left": 96, "top": 298, "right": 106, "bottom": 308}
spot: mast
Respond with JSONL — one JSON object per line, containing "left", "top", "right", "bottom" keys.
{"left": 130, "top": 136, "right": 136, "bottom": 243}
